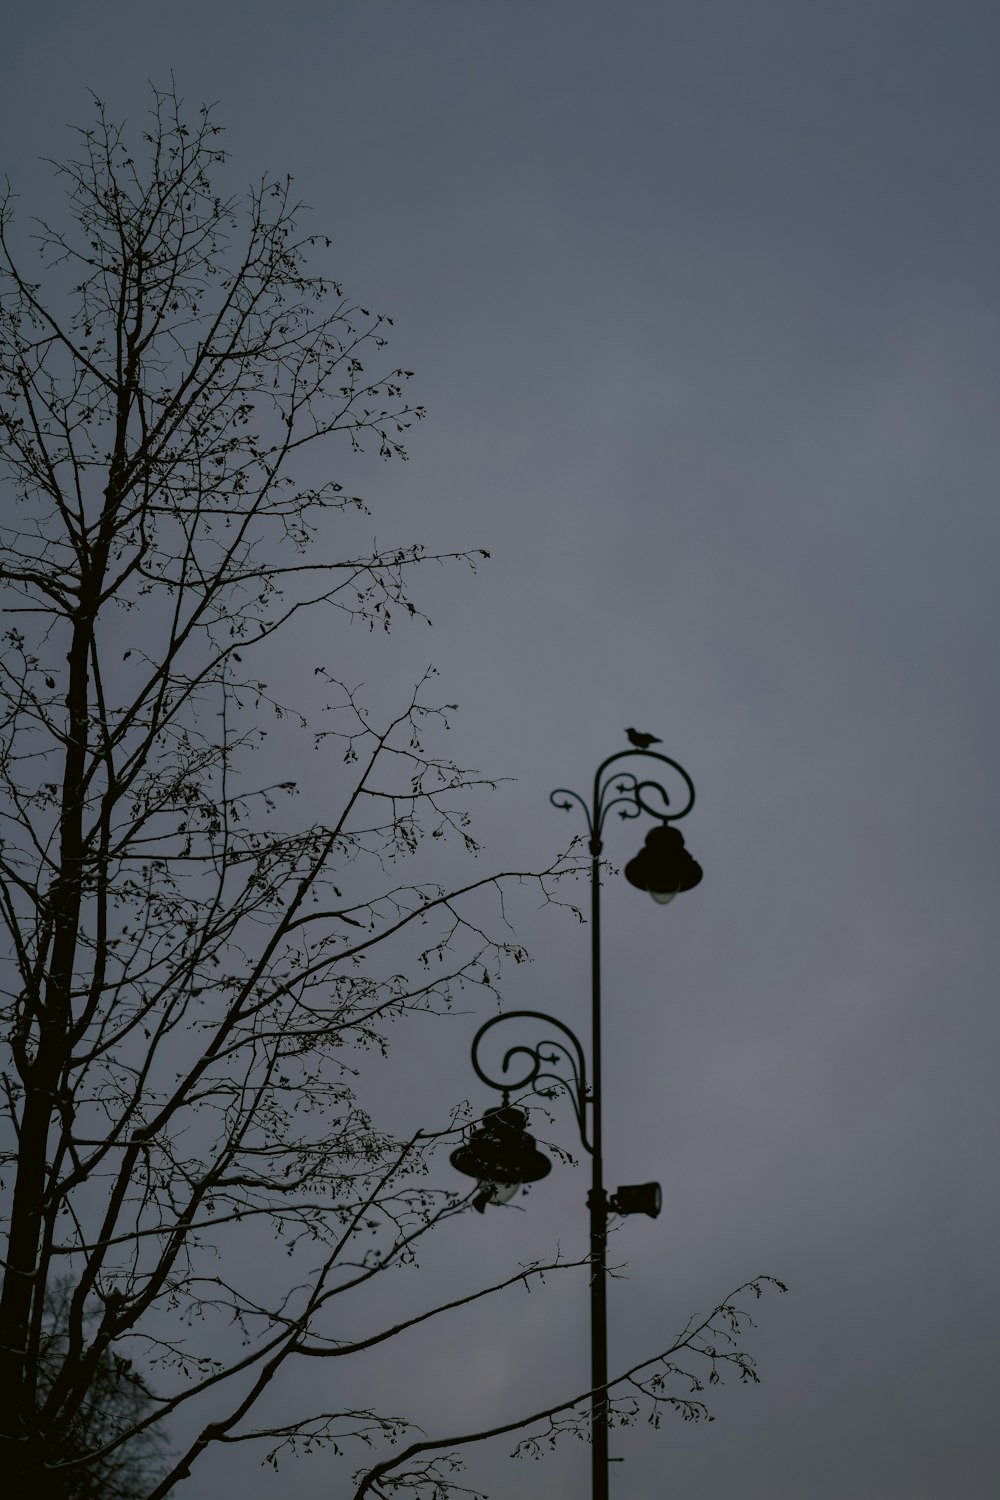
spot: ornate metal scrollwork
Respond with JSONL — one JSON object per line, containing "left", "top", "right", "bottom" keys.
{"left": 469, "top": 1009, "right": 593, "bottom": 1154}
{"left": 550, "top": 744, "right": 696, "bottom": 854}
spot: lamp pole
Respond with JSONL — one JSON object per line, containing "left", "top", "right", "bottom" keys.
{"left": 586, "top": 769, "right": 610, "bottom": 1497}
{"left": 453, "top": 735, "right": 701, "bottom": 1500}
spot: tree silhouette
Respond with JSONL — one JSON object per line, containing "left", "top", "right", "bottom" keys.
{"left": 32, "top": 1279, "right": 169, "bottom": 1499}
{"left": 0, "top": 86, "right": 784, "bottom": 1497}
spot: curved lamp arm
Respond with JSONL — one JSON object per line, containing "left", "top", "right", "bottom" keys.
{"left": 551, "top": 744, "right": 696, "bottom": 853}
{"left": 470, "top": 1009, "right": 593, "bottom": 1155}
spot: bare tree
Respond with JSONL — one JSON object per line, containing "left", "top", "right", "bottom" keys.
{"left": 33, "top": 1278, "right": 169, "bottom": 1498}
{"left": 0, "top": 88, "right": 783, "bottom": 1497}
{"left": 349, "top": 1274, "right": 787, "bottom": 1500}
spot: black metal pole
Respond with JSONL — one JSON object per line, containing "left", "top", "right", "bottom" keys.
{"left": 588, "top": 820, "right": 609, "bottom": 1500}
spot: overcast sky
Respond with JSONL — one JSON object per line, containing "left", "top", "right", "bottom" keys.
{"left": 3, "top": 3, "right": 999, "bottom": 1497}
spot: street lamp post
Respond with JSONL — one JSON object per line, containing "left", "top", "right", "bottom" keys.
{"left": 451, "top": 734, "right": 702, "bottom": 1500}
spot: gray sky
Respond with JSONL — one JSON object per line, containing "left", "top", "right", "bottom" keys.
{"left": 3, "top": 2, "right": 999, "bottom": 1496}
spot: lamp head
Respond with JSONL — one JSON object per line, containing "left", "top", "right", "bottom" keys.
{"left": 624, "top": 823, "right": 703, "bottom": 904}
{"left": 450, "top": 1104, "right": 551, "bottom": 1210}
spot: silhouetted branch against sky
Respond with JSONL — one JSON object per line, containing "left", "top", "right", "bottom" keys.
{"left": 0, "top": 85, "right": 782, "bottom": 1499}
{"left": 349, "top": 1277, "right": 788, "bottom": 1500}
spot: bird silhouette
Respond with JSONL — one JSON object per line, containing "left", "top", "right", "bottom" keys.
{"left": 625, "top": 727, "right": 662, "bottom": 749}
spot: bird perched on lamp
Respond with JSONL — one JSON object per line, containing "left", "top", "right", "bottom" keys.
{"left": 625, "top": 727, "right": 661, "bottom": 750}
